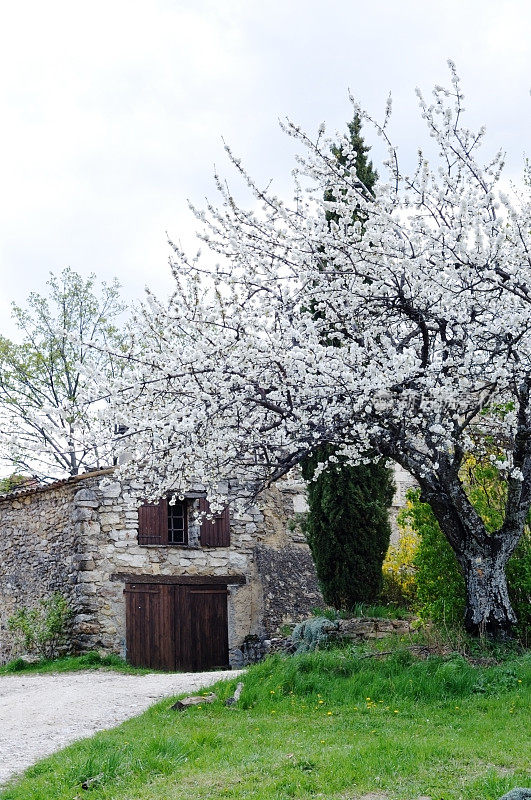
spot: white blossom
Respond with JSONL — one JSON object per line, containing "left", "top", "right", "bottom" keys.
{"left": 87, "top": 70, "right": 531, "bottom": 562}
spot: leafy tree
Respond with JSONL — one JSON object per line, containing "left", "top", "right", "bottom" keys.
{"left": 0, "top": 268, "right": 126, "bottom": 479}
{"left": 302, "top": 448, "right": 394, "bottom": 607}
{"left": 98, "top": 65, "right": 531, "bottom": 636}
{"left": 303, "top": 118, "right": 394, "bottom": 607}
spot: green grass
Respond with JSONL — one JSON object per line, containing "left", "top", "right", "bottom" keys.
{"left": 1, "top": 648, "right": 530, "bottom": 800}
{"left": 0, "top": 652, "right": 153, "bottom": 676}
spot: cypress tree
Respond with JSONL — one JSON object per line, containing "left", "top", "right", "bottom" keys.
{"left": 302, "top": 449, "right": 394, "bottom": 607}
{"left": 302, "top": 117, "right": 395, "bottom": 608}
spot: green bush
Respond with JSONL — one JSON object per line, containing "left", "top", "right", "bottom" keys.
{"left": 400, "top": 490, "right": 466, "bottom": 628}
{"left": 506, "top": 531, "right": 531, "bottom": 642}
{"left": 381, "top": 526, "right": 419, "bottom": 608}
{"left": 292, "top": 617, "right": 339, "bottom": 653}
{"left": 8, "top": 592, "right": 72, "bottom": 659}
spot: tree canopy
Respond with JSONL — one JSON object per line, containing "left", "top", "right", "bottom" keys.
{"left": 0, "top": 268, "right": 126, "bottom": 479}
{"left": 100, "top": 65, "right": 531, "bottom": 634}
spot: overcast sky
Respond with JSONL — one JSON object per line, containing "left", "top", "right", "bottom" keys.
{"left": 1, "top": 0, "right": 530, "bottom": 338}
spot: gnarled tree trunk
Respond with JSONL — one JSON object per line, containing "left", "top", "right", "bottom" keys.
{"left": 420, "top": 475, "right": 522, "bottom": 638}
{"left": 460, "top": 541, "right": 516, "bottom": 636}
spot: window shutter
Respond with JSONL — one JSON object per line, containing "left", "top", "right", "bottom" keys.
{"left": 138, "top": 499, "right": 168, "bottom": 545}
{"left": 199, "top": 497, "right": 230, "bottom": 547}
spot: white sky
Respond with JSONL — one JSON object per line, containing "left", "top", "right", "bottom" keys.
{"left": 1, "top": 0, "right": 530, "bottom": 338}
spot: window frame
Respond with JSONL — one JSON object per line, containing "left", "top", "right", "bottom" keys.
{"left": 137, "top": 495, "right": 230, "bottom": 548}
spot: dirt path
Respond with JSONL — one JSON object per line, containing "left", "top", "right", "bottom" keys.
{"left": 0, "top": 669, "right": 242, "bottom": 785}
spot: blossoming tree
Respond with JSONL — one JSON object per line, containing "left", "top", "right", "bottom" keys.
{"left": 0, "top": 268, "right": 126, "bottom": 480}
{"left": 109, "top": 66, "right": 531, "bottom": 636}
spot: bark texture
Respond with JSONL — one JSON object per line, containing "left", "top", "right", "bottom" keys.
{"left": 461, "top": 545, "right": 517, "bottom": 635}
{"left": 414, "top": 466, "right": 522, "bottom": 637}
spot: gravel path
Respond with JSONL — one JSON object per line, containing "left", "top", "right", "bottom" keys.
{"left": 0, "top": 669, "right": 242, "bottom": 785}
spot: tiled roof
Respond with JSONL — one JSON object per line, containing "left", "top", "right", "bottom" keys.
{"left": 0, "top": 468, "right": 115, "bottom": 503}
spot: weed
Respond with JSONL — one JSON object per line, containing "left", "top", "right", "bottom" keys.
{"left": 8, "top": 592, "right": 72, "bottom": 660}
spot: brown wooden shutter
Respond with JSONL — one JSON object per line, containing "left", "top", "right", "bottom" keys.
{"left": 199, "top": 497, "right": 230, "bottom": 547}
{"left": 138, "top": 499, "right": 168, "bottom": 545}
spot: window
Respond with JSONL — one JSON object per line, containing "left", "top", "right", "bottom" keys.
{"left": 137, "top": 496, "right": 230, "bottom": 547}
{"left": 168, "top": 500, "right": 187, "bottom": 544}
{"left": 137, "top": 497, "right": 188, "bottom": 546}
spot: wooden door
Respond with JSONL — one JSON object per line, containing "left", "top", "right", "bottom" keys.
{"left": 124, "top": 583, "right": 175, "bottom": 670}
{"left": 177, "top": 584, "right": 229, "bottom": 671}
{"left": 125, "top": 581, "right": 229, "bottom": 672}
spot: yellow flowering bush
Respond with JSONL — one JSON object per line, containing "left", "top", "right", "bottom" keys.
{"left": 381, "top": 507, "right": 419, "bottom": 607}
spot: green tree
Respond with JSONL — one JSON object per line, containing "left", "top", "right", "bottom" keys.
{"left": 302, "top": 448, "right": 394, "bottom": 607}
{"left": 302, "top": 118, "right": 395, "bottom": 608}
{"left": 0, "top": 268, "right": 126, "bottom": 479}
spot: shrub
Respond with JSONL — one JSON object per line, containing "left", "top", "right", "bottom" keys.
{"left": 381, "top": 525, "right": 419, "bottom": 608}
{"left": 302, "top": 450, "right": 394, "bottom": 608}
{"left": 292, "top": 617, "right": 339, "bottom": 653}
{"left": 404, "top": 490, "right": 466, "bottom": 628}
{"left": 506, "top": 531, "right": 531, "bottom": 644}
{"left": 8, "top": 592, "right": 72, "bottom": 659}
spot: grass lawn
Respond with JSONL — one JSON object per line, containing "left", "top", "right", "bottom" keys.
{"left": 1, "top": 647, "right": 529, "bottom": 800}
{"left": 0, "top": 652, "right": 153, "bottom": 676}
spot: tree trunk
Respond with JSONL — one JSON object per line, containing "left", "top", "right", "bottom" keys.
{"left": 460, "top": 544, "right": 517, "bottom": 636}
{"left": 418, "top": 477, "right": 520, "bottom": 638}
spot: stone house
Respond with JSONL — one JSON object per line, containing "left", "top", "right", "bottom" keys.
{"left": 0, "top": 469, "right": 323, "bottom": 670}
{"left": 0, "top": 463, "right": 415, "bottom": 671}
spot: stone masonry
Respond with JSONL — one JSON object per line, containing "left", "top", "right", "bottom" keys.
{"left": 0, "top": 469, "right": 322, "bottom": 666}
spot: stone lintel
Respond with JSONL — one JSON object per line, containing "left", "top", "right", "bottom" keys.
{"left": 110, "top": 572, "right": 246, "bottom": 585}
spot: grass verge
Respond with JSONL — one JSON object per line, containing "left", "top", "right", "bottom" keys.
{"left": 0, "top": 651, "right": 153, "bottom": 676}
{"left": 1, "top": 647, "right": 529, "bottom": 800}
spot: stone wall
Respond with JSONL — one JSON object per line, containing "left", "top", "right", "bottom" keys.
{"left": 0, "top": 469, "right": 322, "bottom": 665}
{"left": 0, "top": 475, "right": 97, "bottom": 662}
{"left": 390, "top": 463, "right": 418, "bottom": 543}
{"left": 254, "top": 476, "right": 323, "bottom": 635}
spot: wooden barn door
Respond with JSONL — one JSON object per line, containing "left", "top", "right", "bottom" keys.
{"left": 124, "top": 583, "right": 175, "bottom": 670}
{"left": 125, "top": 581, "right": 229, "bottom": 672}
{"left": 176, "top": 584, "right": 229, "bottom": 671}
